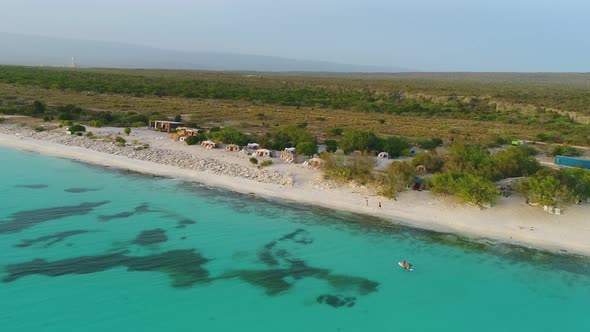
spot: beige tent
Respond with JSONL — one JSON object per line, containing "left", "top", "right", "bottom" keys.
{"left": 225, "top": 144, "right": 240, "bottom": 152}
{"left": 201, "top": 140, "right": 217, "bottom": 149}
{"left": 281, "top": 150, "right": 294, "bottom": 162}
{"left": 309, "top": 158, "right": 323, "bottom": 168}
{"left": 255, "top": 149, "right": 272, "bottom": 158}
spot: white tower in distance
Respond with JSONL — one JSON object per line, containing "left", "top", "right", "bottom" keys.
{"left": 70, "top": 56, "right": 78, "bottom": 69}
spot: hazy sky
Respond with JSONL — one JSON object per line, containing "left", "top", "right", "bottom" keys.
{"left": 1, "top": 0, "right": 588, "bottom": 71}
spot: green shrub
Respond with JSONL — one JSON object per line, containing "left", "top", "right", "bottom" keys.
{"left": 321, "top": 153, "right": 376, "bottom": 185}
{"left": 491, "top": 146, "right": 541, "bottom": 179}
{"left": 260, "top": 160, "right": 273, "bottom": 167}
{"left": 517, "top": 167, "right": 590, "bottom": 206}
{"left": 558, "top": 168, "right": 590, "bottom": 201}
{"left": 259, "top": 125, "right": 316, "bottom": 150}
{"left": 58, "top": 112, "right": 74, "bottom": 120}
{"left": 68, "top": 124, "right": 86, "bottom": 132}
{"left": 249, "top": 157, "right": 258, "bottom": 165}
{"left": 428, "top": 172, "right": 499, "bottom": 206}
{"left": 34, "top": 126, "right": 46, "bottom": 132}
{"left": 536, "top": 132, "right": 563, "bottom": 143}
{"left": 515, "top": 145, "right": 539, "bottom": 156}
{"left": 124, "top": 127, "right": 131, "bottom": 136}
{"left": 339, "top": 130, "right": 381, "bottom": 153}
{"left": 378, "top": 161, "right": 416, "bottom": 198}
{"left": 296, "top": 141, "right": 318, "bottom": 157}
{"left": 89, "top": 120, "right": 103, "bottom": 128}
{"left": 550, "top": 145, "right": 582, "bottom": 157}
{"left": 412, "top": 152, "right": 445, "bottom": 173}
{"left": 417, "top": 138, "right": 443, "bottom": 150}
{"left": 329, "top": 128, "right": 343, "bottom": 136}
{"left": 185, "top": 136, "right": 199, "bottom": 145}
{"left": 516, "top": 175, "right": 573, "bottom": 207}
{"left": 490, "top": 133, "right": 512, "bottom": 146}
{"left": 381, "top": 136, "right": 411, "bottom": 157}
{"left": 85, "top": 132, "right": 94, "bottom": 138}
{"left": 210, "top": 126, "right": 249, "bottom": 145}
{"left": 446, "top": 142, "right": 491, "bottom": 174}
{"left": 324, "top": 140, "right": 338, "bottom": 153}
{"left": 115, "top": 136, "right": 126, "bottom": 146}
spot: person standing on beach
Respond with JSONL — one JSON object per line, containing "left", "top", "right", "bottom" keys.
{"left": 378, "top": 202, "right": 381, "bottom": 209}
{"left": 365, "top": 197, "right": 368, "bottom": 207}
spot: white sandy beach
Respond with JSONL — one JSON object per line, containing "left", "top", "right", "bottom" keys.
{"left": 1, "top": 125, "right": 590, "bottom": 256}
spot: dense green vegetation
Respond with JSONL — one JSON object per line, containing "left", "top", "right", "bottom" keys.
{"left": 185, "top": 136, "right": 199, "bottom": 145}
{"left": 0, "top": 99, "right": 155, "bottom": 127}
{"left": 321, "top": 153, "right": 376, "bottom": 185}
{"left": 295, "top": 141, "right": 318, "bottom": 157}
{"left": 319, "top": 140, "right": 589, "bottom": 206}
{"left": 378, "top": 161, "right": 417, "bottom": 198}
{"left": 337, "top": 130, "right": 412, "bottom": 157}
{"left": 550, "top": 145, "right": 582, "bottom": 157}
{"left": 324, "top": 140, "right": 338, "bottom": 153}
{"left": 428, "top": 172, "right": 500, "bottom": 206}
{"left": 412, "top": 152, "right": 445, "bottom": 173}
{"left": 257, "top": 125, "right": 316, "bottom": 150}
{"left": 517, "top": 168, "right": 590, "bottom": 206}
{"left": 445, "top": 143, "right": 541, "bottom": 181}
{"left": 2, "top": 66, "right": 590, "bottom": 145}
{"left": 415, "top": 143, "right": 543, "bottom": 204}
{"left": 3, "top": 67, "right": 589, "bottom": 115}
{"left": 210, "top": 126, "right": 250, "bottom": 146}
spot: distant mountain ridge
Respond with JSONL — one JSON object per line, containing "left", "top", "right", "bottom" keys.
{"left": 0, "top": 32, "right": 407, "bottom": 73}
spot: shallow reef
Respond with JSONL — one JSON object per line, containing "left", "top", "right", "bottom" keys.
{"left": 0, "top": 201, "right": 110, "bottom": 234}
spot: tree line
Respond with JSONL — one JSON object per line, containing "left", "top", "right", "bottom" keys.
{"left": 1, "top": 66, "right": 589, "bottom": 145}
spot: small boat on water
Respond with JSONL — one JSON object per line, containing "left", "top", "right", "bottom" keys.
{"left": 398, "top": 262, "right": 413, "bottom": 272}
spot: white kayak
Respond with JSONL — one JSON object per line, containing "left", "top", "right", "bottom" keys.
{"left": 398, "top": 262, "right": 413, "bottom": 272}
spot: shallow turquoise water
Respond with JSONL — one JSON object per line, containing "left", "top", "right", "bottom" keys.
{"left": 0, "top": 147, "right": 589, "bottom": 331}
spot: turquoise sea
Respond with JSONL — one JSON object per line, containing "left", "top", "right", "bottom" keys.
{"left": 0, "top": 146, "right": 589, "bottom": 331}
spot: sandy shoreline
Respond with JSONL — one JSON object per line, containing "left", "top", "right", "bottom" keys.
{"left": 1, "top": 128, "right": 590, "bottom": 256}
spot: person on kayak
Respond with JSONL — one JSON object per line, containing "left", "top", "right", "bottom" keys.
{"left": 402, "top": 260, "right": 407, "bottom": 268}
{"left": 408, "top": 263, "right": 412, "bottom": 270}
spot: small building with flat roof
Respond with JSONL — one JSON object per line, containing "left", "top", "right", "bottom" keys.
{"left": 150, "top": 120, "right": 183, "bottom": 132}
